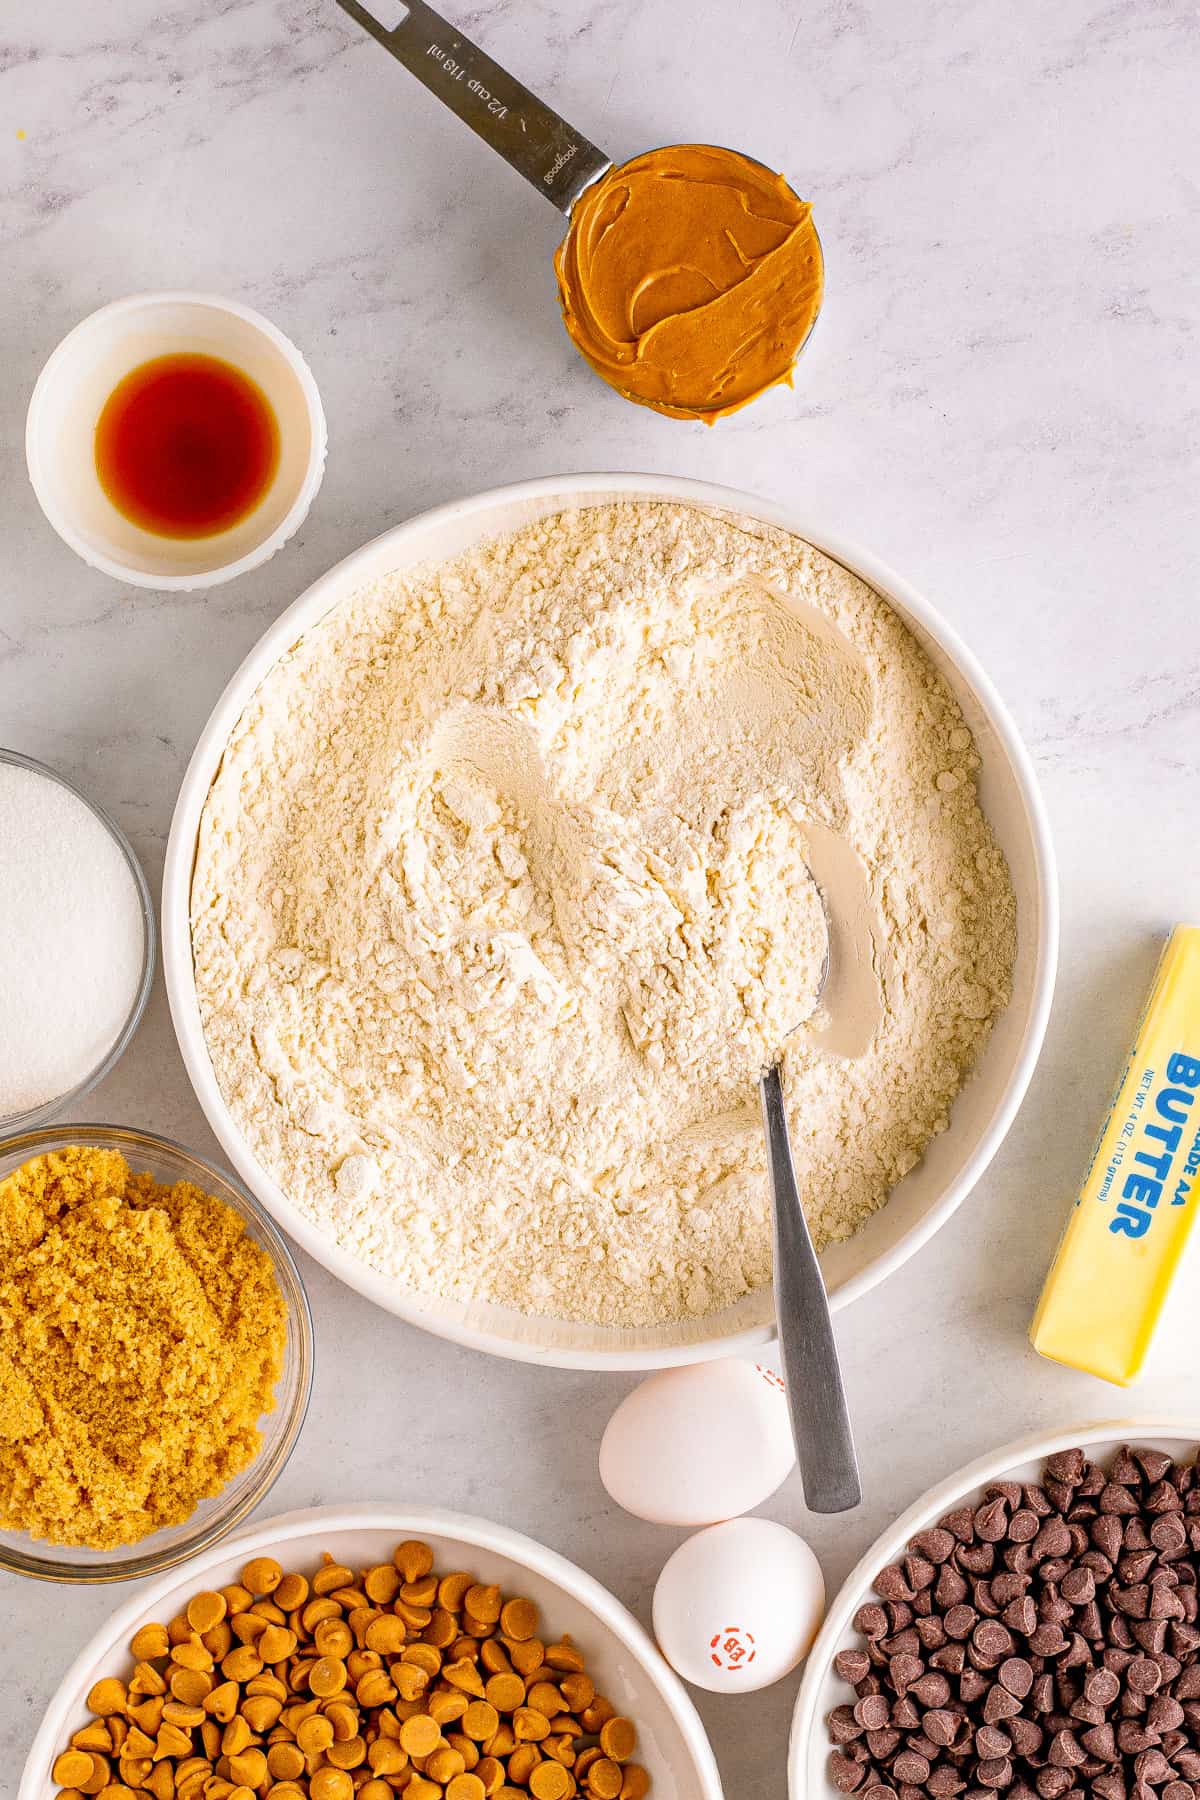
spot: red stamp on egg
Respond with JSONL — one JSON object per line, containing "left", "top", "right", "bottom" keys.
{"left": 710, "top": 1625, "right": 757, "bottom": 1670}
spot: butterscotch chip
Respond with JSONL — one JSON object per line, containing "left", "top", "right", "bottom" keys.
{"left": 185, "top": 1591, "right": 226, "bottom": 1635}
{"left": 53, "top": 1751, "right": 95, "bottom": 1787}
{"left": 363, "top": 1564, "right": 399, "bottom": 1605}
{"left": 221, "top": 1714, "right": 252, "bottom": 1756}
{"left": 358, "top": 1784, "right": 394, "bottom": 1800}
{"left": 429, "top": 1689, "right": 470, "bottom": 1725}
{"left": 499, "top": 1598, "right": 538, "bottom": 1641}
{"left": 406, "top": 1777, "right": 442, "bottom": 1800}
{"left": 530, "top": 1764, "right": 573, "bottom": 1800}
{"left": 560, "top": 1673, "right": 594, "bottom": 1712}
{"left": 326, "top": 1733, "right": 367, "bottom": 1770}
{"left": 272, "top": 1571, "right": 307, "bottom": 1611}
{"left": 241, "top": 1558, "right": 283, "bottom": 1597}
{"left": 466, "top": 1585, "right": 503, "bottom": 1625}
{"left": 312, "top": 1561, "right": 355, "bottom": 1596}
{"left": 228, "top": 1749, "right": 268, "bottom": 1788}
{"left": 514, "top": 1706, "right": 551, "bottom": 1742}
{"left": 313, "top": 1617, "right": 353, "bottom": 1658}
{"left": 71, "top": 1725, "right": 113, "bottom": 1754}
{"left": 475, "top": 1756, "right": 506, "bottom": 1796}
{"left": 599, "top": 1718, "right": 636, "bottom": 1763}
{"left": 296, "top": 1715, "right": 334, "bottom": 1757}
{"left": 527, "top": 1682, "right": 565, "bottom": 1718}
{"left": 586, "top": 1759, "right": 623, "bottom": 1800}
{"left": 361, "top": 1614, "right": 405, "bottom": 1655}
{"left": 462, "top": 1700, "right": 500, "bottom": 1741}
{"left": 307, "top": 1656, "right": 347, "bottom": 1698}
{"left": 620, "top": 1769, "right": 650, "bottom": 1800}
{"left": 445, "top": 1656, "right": 487, "bottom": 1697}
{"left": 399, "top": 1714, "right": 442, "bottom": 1759}
{"left": 486, "top": 1672, "right": 526, "bottom": 1712}
{"left": 256, "top": 1624, "right": 296, "bottom": 1664}
{"left": 86, "top": 1680, "right": 126, "bottom": 1717}
{"left": 310, "top": 1771, "right": 353, "bottom": 1800}
{"left": 130, "top": 1624, "right": 170, "bottom": 1662}
{"left": 446, "top": 1776, "right": 487, "bottom": 1800}
{"left": 440, "top": 1572, "right": 474, "bottom": 1611}
{"left": 154, "top": 1722, "right": 192, "bottom": 1758}
{"left": 267, "top": 1743, "right": 306, "bottom": 1782}
{"left": 394, "top": 1541, "right": 435, "bottom": 1583}
{"left": 242, "top": 1693, "right": 282, "bottom": 1732}
{"left": 509, "top": 1639, "right": 546, "bottom": 1677}
{"left": 508, "top": 1746, "right": 543, "bottom": 1786}
{"left": 325, "top": 1701, "right": 359, "bottom": 1742}
{"left": 356, "top": 1668, "right": 397, "bottom": 1708}
{"left": 427, "top": 1745, "right": 468, "bottom": 1782}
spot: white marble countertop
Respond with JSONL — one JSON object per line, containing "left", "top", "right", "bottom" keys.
{"left": 2, "top": 1, "right": 1199, "bottom": 1793}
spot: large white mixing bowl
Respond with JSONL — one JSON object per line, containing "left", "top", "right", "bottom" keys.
{"left": 163, "top": 473, "right": 1058, "bottom": 1368}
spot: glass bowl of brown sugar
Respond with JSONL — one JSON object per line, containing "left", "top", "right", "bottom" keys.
{"left": 0, "top": 1124, "right": 313, "bottom": 1583}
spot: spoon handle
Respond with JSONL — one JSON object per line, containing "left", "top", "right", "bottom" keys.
{"left": 759, "top": 1062, "right": 862, "bottom": 1514}
{"left": 336, "top": 0, "right": 611, "bottom": 215}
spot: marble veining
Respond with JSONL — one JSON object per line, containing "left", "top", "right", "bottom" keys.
{"left": 2, "top": 2, "right": 1199, "bottom": 1795}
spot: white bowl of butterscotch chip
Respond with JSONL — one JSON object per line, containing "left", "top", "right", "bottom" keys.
{"left": 21, "top": 1505, "right": 724, "bottom": 1800}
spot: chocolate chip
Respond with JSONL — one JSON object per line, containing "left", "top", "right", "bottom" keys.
{"left": 984, "top": 1685, "right": 1024, "bottom": 1725}
{"left": 973, "top": 1622, "right": 1016, "bottom": 1668}
{"left": 1004, "top": 1598, "right": 1039, "bottom": 1637}
{"left": 1081, "top": 1721, "right": 1119, "bottom": 1762}
{"left": 1154, "top": 1516, "right": 1190, "bottom": 1556}
{"left": 867, "top": 1728, "right": 903, "bottom": 1760}
{"left": 894, "top": 1753, "right": 933, "bottom": 1785}
{"left": 878, "top": 1564, "right": 917, "bottom": 1604}
{"left": 1102, "top": 1485, "right": 1143, "bottom": 1517}
{"left": 914, "top": 1674, "right": 953, "bottom": 1708}
{"left": 832, "top": 1751, "right": 868, "bottom": 1791}
{"left": 1060, "top": 1567, "right": 1095, "bottom": 1605}
{"left": 999, "top": 1659, "right": 1034, "bottom": 1700}
{"left": 838, "top": 1649, "right": 874, "bottom": 1684}
{"left": 1128, "top": 1658, "right": 1164, "bottom": 1695}
{"left": 856, "top": 1695, "right": 893, "bottom": 1731}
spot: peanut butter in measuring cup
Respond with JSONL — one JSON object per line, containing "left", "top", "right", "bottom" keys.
{"left": 555, "top": 145, "right": 824, "bottom": 423}
{"left": 337, "top": 3, "right": 825, "bottom": 423}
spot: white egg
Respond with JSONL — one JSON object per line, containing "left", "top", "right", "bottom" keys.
{"left": 652, "top": 1516, "right": 826, "bottom": 1693}
{"left": 599, "top": 1358, "right": 795, "bottom": 1525}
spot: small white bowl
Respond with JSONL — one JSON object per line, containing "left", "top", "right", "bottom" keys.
{"left": 789, "top": 1419, "right": 1200, "bottom": 1800}
{"left": 18, "top": 1503, "right": 725, "bottom": 1800}
{"left": 26, "top": 292, "right": 327, "bottom": 590}
{"left": 162, "top": 473, "right": 1058, "bottom": 1368}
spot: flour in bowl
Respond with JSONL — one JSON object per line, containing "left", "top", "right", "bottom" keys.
{"left": 191, "top": 502, "right": 1016, "bottom": 1326}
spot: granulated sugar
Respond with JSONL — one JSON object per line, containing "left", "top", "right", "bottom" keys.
{"left": 192, "top": 502, "right": 1016, "bottom": 1327}
{"left": 0, "top": 760, "right": 145, "bottom": 1118}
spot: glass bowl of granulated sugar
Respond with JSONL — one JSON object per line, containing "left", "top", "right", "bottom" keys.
{"left": 0, "top": 749, "right": 155, "bottom": 1132}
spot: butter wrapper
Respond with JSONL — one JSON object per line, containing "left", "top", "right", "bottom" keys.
{"left": 1031, "top": 925, "right": 1200, "bottom": 1385}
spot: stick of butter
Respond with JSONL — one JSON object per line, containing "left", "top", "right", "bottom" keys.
{"left": 1031, "top": 925, "right": 1200, "bottom": 1385}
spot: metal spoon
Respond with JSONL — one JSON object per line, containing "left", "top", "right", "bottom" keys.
{"left": 335, "top": 0, "right": 612, "bottom": 216}
{"left": 759, "top": 926, "right": 862, "bottom": 1515}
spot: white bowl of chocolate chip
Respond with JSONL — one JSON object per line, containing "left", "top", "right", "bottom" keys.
{"left": 791, "top": 1422, "right": 1200, "bottom": 1800}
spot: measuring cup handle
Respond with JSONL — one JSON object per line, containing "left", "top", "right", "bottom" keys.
{"left": 336, "top": 0, "right": 612, "bottom": 214}
{"left": 760, "top": 1062, "right": 863, "bottom": 1515}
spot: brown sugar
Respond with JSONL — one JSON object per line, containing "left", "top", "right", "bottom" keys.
{"left": 0, "top": 1145, "right": 287, "bottom": 1549}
